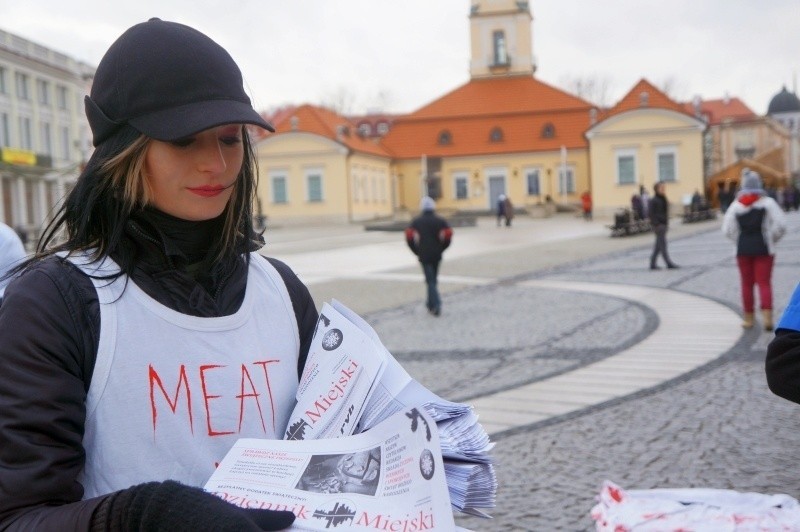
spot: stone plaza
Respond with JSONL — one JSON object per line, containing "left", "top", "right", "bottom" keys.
{"left": 263, "top": 210, "right": 800, "bottom": 531}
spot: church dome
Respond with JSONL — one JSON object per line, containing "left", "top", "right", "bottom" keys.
{"left": 768, "top": 86, "right": 800, "bottom": 114}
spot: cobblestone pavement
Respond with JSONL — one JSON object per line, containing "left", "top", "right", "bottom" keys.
{"left": 354, "top": 212, "right": 800, "bottom": 531}
{"left": 268, "top": 211, "right": 800, "bottom": 531}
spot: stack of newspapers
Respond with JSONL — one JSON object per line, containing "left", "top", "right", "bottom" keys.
{"left": 204, "top": 300, "right": 496, "bottom": 528}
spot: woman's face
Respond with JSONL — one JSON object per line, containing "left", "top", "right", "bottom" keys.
{"left": 144, "top": 124, "right": 244, "bottom": 221}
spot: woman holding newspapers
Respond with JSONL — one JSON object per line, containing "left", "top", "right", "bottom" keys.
{"left": 0, "top": 19, "right": 317, "bottom": 531}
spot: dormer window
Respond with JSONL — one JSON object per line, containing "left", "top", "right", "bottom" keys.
{"left": 438, "top": 130, "right": 452, "bottom": 145}
{"left": 489, "top": 127, "right": 504, "bottom": 142}
{"left": 493, "top": 31, "right": 508, "bottom": 66}
{"left": 358, "top": 123, "right": 371, "bottom": 137}
{"left": 639, "top": 91, "right": 649, "bottom": 107}
{"left": 541, "top": 123, "right": 555, "bottom": 138}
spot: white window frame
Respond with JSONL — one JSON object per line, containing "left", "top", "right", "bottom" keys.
{"left": 305, "top": 169, "right": 323, "bottom": 203}
{"left": 615, "top": 148, "right": 638, "bottom": 185}
{"left": 39, "top": 121, "right": 51, "bottom": 155}
{"left": 352, "top": 173, "right": 360, "bottom": 203}
{"left": 15, "top": 72, "right": 29, "bottom": 100}
{"left": 524, "top": 167, "right": 541, "bottom": 196}
{"left": 558, "top": 165, "right": 576, "bottom": 195}
{"left": 379, "top": 175, "right": 387, "bottom": 203}
{"left": 56, "top": 85, "right": 68, "bottom": 110}
{"left": 18, "top": 116, "right": 32, "bottom": 150}
{"left": 0, "top": 113, "right": 9, "bottom": 147}
{"left": 60, "top": 126, "right": 70, "bottom": 159}
{"left": 493, "top": 30, "right": 508, "bottom": 65}
{"left": 655, "top": 146, "right": 678, "bottom": 183}
{"left": 37, "top": 79, "right": 49, "bottom": 105}
{"left": 453, "top": 172, "right": 469, "bottom": 200}
{"left": 270, "top": 173, "right": 288, "bottom": 204}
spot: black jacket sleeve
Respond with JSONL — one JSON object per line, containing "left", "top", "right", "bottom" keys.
{"left": 0, "top": 258, "right": 107, "bottom": 530}
{"left": 265, "top": 257, "right": 318, "bottom": 376}
{"left": 766, "top": 329, "right": 800, "bottom": 404}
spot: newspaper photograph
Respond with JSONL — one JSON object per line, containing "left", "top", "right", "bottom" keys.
{"left": 205, "top": 408, "right": 456, "bottom": 530}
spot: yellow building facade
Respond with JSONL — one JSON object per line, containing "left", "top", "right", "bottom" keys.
{"left": 255, "top": 106, "right": 394, "bottom": 225}
{"left": 255, "top": 4, "right": 707, "bottom": 225}
{"left": 586, "top": 80, "right": 706, "bottom": 217}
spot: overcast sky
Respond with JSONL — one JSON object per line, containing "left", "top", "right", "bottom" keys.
{"left": 5, "top": 0, "right": 798, "bottom": 116}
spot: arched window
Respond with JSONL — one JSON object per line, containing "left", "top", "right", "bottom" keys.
{"left": 438, "top": 130, "right": 452, "bottom": 145}
{"left": 358, "top": 123, "right": 371, "bottom": 137}
{"left": 489, "top": 127, "right": 503, "bottom": 142}
{"left": 493, "top": 30, "right": 508, "bottom": 65}
{"left": 541, "top": 123, "right": 555, "bottom": 138}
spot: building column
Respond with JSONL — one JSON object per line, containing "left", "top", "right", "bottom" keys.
{"left": 15, "top": 175, "right": 27, "bottom": 227}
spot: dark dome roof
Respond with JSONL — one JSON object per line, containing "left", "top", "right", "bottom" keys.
{"left": 768, "top": 86, "right": 800, "bottom": 114}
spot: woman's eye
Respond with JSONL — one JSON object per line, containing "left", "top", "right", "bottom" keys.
{"left": 170, "top": 137, "right": 195, "bottom": 148}
{"left": 220, "top": 136, "right": 242, "bottom": 146}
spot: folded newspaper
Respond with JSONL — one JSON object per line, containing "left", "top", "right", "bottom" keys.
{"left": 204, "top": 300, "right": 496, "bottom": 524}
{"left": 205, "top": 408, "right": 455, "bottom": 530}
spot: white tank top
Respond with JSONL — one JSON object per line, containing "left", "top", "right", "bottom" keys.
{"left": 68, "top": 253, "right": 300, "bottom": 499}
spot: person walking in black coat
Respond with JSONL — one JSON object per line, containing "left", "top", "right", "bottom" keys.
{"left": 405, "top": 196, "right": 453, "bottom": 316}
{"left": 649, "top": 182, "right": 679, "bottom": 270}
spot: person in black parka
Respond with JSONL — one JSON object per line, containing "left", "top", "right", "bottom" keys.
{"left": 405, "top": 196, "right": 453, "bottom": 316}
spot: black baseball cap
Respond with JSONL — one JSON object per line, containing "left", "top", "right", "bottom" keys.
{"left": 85, "top": 18, "right": 274, "bottom": 146}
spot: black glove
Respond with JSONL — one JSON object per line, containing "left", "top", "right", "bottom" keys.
{"left": 93, "top": 480, "right": 295, "bottom": 531}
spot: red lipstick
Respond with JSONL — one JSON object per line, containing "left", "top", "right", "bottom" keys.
{"left": 188, "top": 185, "right": 229, "bottom": 197}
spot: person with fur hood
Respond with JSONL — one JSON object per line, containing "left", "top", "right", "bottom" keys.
{"left": 722, "top": 170, "right": 786, "bottom": 330}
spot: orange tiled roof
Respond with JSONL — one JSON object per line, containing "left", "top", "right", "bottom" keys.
{"left": 410, "top": 75, "right": 592, "bottom": 118}
{"left": 599, "top": 78, "right": 694, "bottom": 121}
{"left": 266, "top": 104, "right": 390, "bottom": 157}
{"left": 681, "top": 97, "right": 757, "bottom": 125}
{"left": 382, "top": 76, "right": 593, "bottom": 159}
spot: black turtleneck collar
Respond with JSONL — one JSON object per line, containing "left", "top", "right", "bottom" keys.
{"left": 131, "top": 207, "right": 222, "bottom": 264}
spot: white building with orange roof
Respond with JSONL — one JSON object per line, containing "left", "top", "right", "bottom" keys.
{"left": 586, "top": 79, "right": 707, "bottom": 217}
{"left": 255, "top": 1, "right": 720, "bottom": 224}
{"left": 257, "top": 0, "right": 600, "bottom": 224}
{"left": 374, "top": 0, "right": 596, "bottom": 217}
{"left": 255, "top": 104, "right": 394, "bottom": 224}
{"left": 381, "top": 74, "right": 594, "bottom": 216}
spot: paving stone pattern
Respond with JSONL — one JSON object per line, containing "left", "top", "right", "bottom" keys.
{"left": 358, "top": 213, "right": 800, "bottom": 531}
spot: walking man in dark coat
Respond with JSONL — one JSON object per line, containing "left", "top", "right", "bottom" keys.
{"left": 405, "top": 196, "right": 453, "bottom": 316}
{"left": 649, "top": 182, "right": 679, "bottom": 270}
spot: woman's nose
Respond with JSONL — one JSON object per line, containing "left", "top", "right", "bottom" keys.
{"left": 197, "top": 142, "right": 226, "bottom": 174}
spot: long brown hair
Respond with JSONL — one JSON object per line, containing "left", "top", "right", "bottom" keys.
{"left": 15, "top": 124, "right": 260, "bottom": 278}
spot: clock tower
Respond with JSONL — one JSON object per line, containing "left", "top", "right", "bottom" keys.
{"left": 469, "top": 0, "right": 536, "bottom": 79}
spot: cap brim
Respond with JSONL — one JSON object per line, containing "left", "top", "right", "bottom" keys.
{"left": 128, "top": 99, "right": 274, "bottom": 141}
